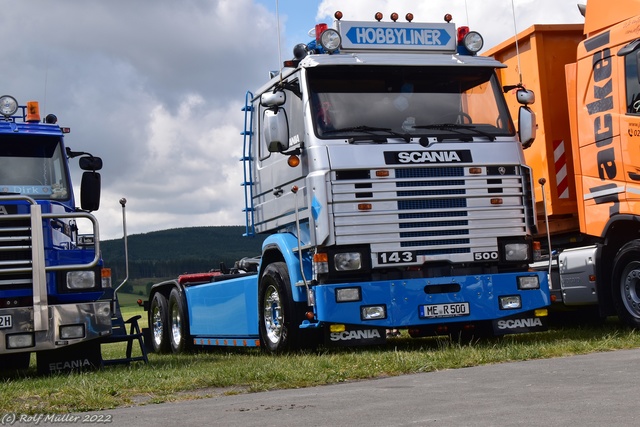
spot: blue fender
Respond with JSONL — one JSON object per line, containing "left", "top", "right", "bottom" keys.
{"left": 261, "top": 233, "right": 312, "bottom": 303}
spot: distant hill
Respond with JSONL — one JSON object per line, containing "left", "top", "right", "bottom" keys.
{"left": 101, "top": 226, "right": 265, "bottom": 282}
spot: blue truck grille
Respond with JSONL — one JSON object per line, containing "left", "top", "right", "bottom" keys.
{"left": 0, "top": 218, "right": 33, "bottom": 288}
{"left": 332, "top": 165, "right": 528, "bottom": 262}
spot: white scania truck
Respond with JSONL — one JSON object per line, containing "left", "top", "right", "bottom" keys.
{"left": 145, "top": 11, "right": 550, "bottom": 353}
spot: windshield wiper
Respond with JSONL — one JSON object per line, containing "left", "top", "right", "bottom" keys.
{"left": 323, "top": 125, "right": 411, "bottom": 143}
{"left": 413, "top": 123, "right": 496, "bottom": 142}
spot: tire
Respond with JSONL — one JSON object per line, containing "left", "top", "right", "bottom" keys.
{"left": 612, "top": 240, "right": 640, "bottom": 328}
{"left": 149, "top": 292, "right": 171, "bottom": 353}
{"left": 259, "top": 262, "right": 301, "bottom": 353}
{"left": 0, "top": 352, "right": 30, "bottom": 372}
{"left": 168, "top": 287, "right": 191, "bottom": 354}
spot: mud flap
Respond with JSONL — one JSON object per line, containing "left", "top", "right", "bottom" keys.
{"left": 36, "top": 341, "right": 102, "bottom": 375}
{"left": 324, "top": 325, "right": 387, "bottom": 347}
{"left": 492, "top": 312, "right": 548, "bottom": 335}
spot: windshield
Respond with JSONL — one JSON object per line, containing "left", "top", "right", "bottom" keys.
{"left": 0, "top": 135, "right": 70, "bottom": 200}
{"left": 308, "top": 65, "right": 515, "bottom": 141}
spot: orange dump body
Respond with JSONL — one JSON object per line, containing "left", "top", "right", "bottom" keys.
{"left": 485, "top": 25, "right": 585, "bottom": 236}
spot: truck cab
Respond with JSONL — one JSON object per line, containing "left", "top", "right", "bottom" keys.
{"left": 0, "top": 96, "right": 111, "bottom": 374}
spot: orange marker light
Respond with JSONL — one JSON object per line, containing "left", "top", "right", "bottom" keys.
{"left": 375, "top": 170, "right": 390, "bottom": 177}
{"left": 288, "top": 155, "right": 300, "bottom": 167}
{"left": 358, "top": 203, "right": 372, "bottom": 211}
{"left": 390, "top": 12, "right": 398, "bottom": 22}
{"left": 375, "top": 12, "right": 383, "bottom": 21}
{"left": 26, "top": 101, "right": 40, "bottom": 122}
{"left": 334, "top": 11, "right": 343, "bottom": 20}
{"left": 405, "top": 13, "right": 414, "bottom": 22}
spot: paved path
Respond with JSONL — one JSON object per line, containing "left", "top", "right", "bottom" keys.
{"left": 92, "top": 349, "right": 640, "bottom": 426}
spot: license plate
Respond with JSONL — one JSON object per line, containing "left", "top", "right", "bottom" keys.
{"left": 420, "top": 302, "right": 470, "bottom": 319}
{"left": 0, "top": 314, "right": 12, "bottom": 329}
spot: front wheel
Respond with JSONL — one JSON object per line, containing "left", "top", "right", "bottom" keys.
{"left": 149, "top": 292, "right": 170, "bottom": 353}
{"left": 259, "top": 262, "right": 300, "bottom": 353}
{"left": 612, "top": 240, "right": 640, "bottom": 328}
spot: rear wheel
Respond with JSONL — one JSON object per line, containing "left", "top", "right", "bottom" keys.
{"left": 168, "top": 288, "right": 190, "bottom": 354}
{"left": 149, "top": 292, "right": 170, "bottom": 353}
{"left": 612, "top": 240, "right": 640, "bottom": 328}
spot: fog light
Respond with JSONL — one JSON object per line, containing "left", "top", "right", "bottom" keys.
{"left": 67, "top": 271, "right": 96, "bottom": 289}
{"left": 361, "top": 305, "right": 386, "bottom": 320}
{"left": 60, "top": 324, "right": 85, "bottom": 340}
{"left": 336, "top": 287, "right": 361, "bottom": 302}
{"left": 334, "top": 252, "right": 362, "bottom": 271}
{"left": 329, "top": 324, "right": 346, "bottom": 333}
{"left": 518, "top": 275, "right": 540, "bottom": 290}
{"left": 505, "top": 243, "right": 529, "bottom": 261}
{"left": 7, "top": 333, "right": 34, "bottom": 349}
{"left": 499, "top": 295, "right": 522, "bottom": 310}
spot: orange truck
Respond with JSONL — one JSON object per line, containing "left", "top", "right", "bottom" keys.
{"left": 485, "top": 0, "right": 640, "bottom": 325}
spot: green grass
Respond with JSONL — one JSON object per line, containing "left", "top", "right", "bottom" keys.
{"left": 1, "top": 300, "right": 639, "bottom": 414}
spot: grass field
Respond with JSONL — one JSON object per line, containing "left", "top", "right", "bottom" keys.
{"left": 1, "top": 297, "right": 639, "bottom": 415}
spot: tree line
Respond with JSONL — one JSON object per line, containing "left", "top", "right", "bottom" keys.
{"left": 101, "top": 226, "right": 265, "bottom": 282}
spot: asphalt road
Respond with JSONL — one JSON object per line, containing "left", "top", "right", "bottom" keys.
{"left": 91, "top": 349, "right": 640, "bottom": 426}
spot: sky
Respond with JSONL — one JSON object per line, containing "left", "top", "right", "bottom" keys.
{"left": 1, "top": 0, "right": 584, "bottom": 240}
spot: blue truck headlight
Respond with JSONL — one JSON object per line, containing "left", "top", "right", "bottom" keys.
{"left": 66, "top": 271, "right": 96, "bottom": 289}
{"left": 7, "top": 333, "right": 34, "bottom": 349}
{"left": 499, "top": 295, "right": 522, "bottom": 310}
{"left": 517, "top": 275, "right": 540, "bottom": 290}
{"left": 334, "top": 252, "right": 362, "bottom": 271}
{"left": 361, "top": 305, "right": 386, "bottom": 320}
{"left": 60, "top": 324, "right": 85, "bottom": 340}
{"left": 504, "top": 243, "right": 529, "bottom": 261}
{"left": 336, "top": 287, "right": 361, "bottom": 302}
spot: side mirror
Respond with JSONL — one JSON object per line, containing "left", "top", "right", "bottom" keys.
{"left": 518, "top": 106, "right": 536, "bottom": 149}
{"left": 516, "top": 88, "right": 535, "bottom": 105}
{"left": 260, "top": 91, "right": 286, "bottom": 108}
{"left": 263, "top": 108, "right": 290, "bottom": 152}
{"left": 80, "top": 171, "right": 101, "bottom": 211}
{"left": 79, "top": 156, "right": 103, "bottom": 171}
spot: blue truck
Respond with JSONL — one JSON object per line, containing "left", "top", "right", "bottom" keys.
{"left": 0, "top": 95, "right": 112, "bottom": 374}
{"left": 145, "top": 11, "right": 550, "bottom": 354}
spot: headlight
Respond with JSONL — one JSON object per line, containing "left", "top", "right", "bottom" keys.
{"left": 336, "top": 287, "right": 361, "bottom": 302}
{"left": 334, "top": 252, "right": 362, "bottom": 271}
{"left": 60, "top": 324, "right": 85, "bottom": 340}
{"left": 499, "top": 295, "right": 522, "bottom": 310}
{"left": 7, "top": 333, "right": 34, "bottom": 349}
{"left": 67, "top": 271, "right": 96, "bottom": 289}
{"left": 463, "top": 31, "right": 483, "bottom": 53}
{"left": 518, "top": 275, "right": 540, "bottom": 290}
{"left": 505, "top": 243, "right": 529, "bottom": 261}
{"left": 0, "top": 95, "right": 18, "bottom": 117}
{"left": 361, "top": 305, "right": 386, "bottom": 320}
{"left": 320, "top": 29, "right": 341, "bottom": 53}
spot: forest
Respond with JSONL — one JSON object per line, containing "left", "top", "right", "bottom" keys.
{"left": 100, "top": 226, "right": 265, "bottom": 282}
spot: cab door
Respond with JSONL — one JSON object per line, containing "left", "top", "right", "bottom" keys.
{"left": 252, "top": 75, "right": 308, "bottom": 234}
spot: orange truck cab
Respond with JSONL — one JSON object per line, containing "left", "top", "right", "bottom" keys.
{"left": 485, "top": 0, "right": 640, "bottom": 326}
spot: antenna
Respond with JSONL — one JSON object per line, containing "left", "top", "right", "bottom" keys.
{"left": 464, "top": 0, "right": 470, "bottom": 26}
{"left": 510, "top": 0, "right": 523, "bottom": 85}
{"left": 275, "top": 0, "right": 283, "bottom": 82}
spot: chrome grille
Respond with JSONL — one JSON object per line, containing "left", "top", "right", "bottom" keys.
{"left": 332, "top": 165, "right": 528, "bottom": 260}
